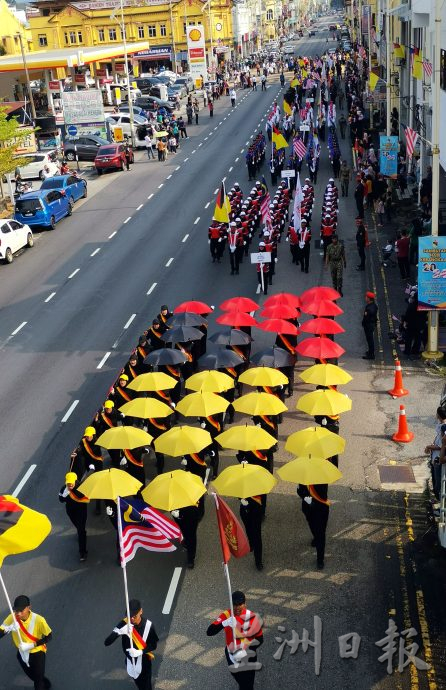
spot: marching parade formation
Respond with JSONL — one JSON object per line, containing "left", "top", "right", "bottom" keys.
{"left": 0, "top": 7, "right": 443, "bottom": 690}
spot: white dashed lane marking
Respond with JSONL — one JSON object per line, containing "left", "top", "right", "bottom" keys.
{"left": 136, "top": 203, "right": 143, "bottom": 210}
{"left": 123, "top": 216, "right": 131, "bottom": 224}
{"left": 194, "top": 217, "right": 200, "bottom": 224}
{"left": 147, "top": 282, "right": 157, "bottom": 295}
{"left": 108, "top": 231, "right": 117, "bottom": 238}
{"left": 97, "top": 352, "right": 111, "bottom": 369}
{"left": 68, "top": 268, "right": 80, "bottom": 279}
{"left": 166, "top": 258, "right": 174, "bottom": 267}
{"left": 148, "top": 193, "right": 154, "bottom": 199}
{"left": 11, "top": 321, "right": 27, "bottom": 336}
{"left": 61, "top": 400, "right": 79, "bottom": 423}
{"left": 124, "top": 314, "right": 136, "bottom": 329}
{"left": 44, "top": 292, "right": 56, "bottom": 303}
{"left": 205, "top": 202, "right": 211, "bottom": 208}
{"left": 182, "top": 234, "right": 189, "bottom": 242}
{"left": 90, "top": 248, "right": 101, "bottom": 257}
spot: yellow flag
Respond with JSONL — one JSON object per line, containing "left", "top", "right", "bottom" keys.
{"left": 272, "top": 127, "right": 288, "bottom": 150}
{"left": 412, "top": 49, "right": 423, "bottom": 80}
{"left": 393, "top": 43, "right": 405, "bottom": 59}
{"left": 291, "top": 78, "right": 299, "bottom": 88}
{"left": 213, "top": 182, "right": 230, "bottom": 224}
{"left": 369, "top": 72, "right": 379, "bottom": 91}
{"left": 0, "top": 495, "right": 51, "bottom": 567}
{"left": 283, "top": 100, "right": 292, "bottom": 116}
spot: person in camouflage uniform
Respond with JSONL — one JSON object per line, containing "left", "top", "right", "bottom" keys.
{"left": 325, "top": 235, "right": 346, "bottom": 296}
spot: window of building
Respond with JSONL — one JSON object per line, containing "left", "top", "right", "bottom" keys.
{"left": 138, "top": 25, "right": 144, "bottom": 38}
{"left": 266, "top": 9, "right": 273, "bottom": 20}
{"left": 148, "top": 24, "right": 156, "bottom": 37}
{"left": 69, "top": 31, "right": 76, "bottom": 44}
{"left": 64, "top": 32, "right": 69, "bottom": 44}
{"left": 160, "top": 23, "right": 167, "bottom": 37}
{"left": 120, "top": 26, "right": 126, "bottom": 39}
{"left": 98, "top": 28, "right": 105, "bottom": 41}
{"left": 183, "top": 22, "right": 187, "bottom": 34}
{"left": 109, "top": 27, "right": 117, "bottom": 40}
{"left": 38, "top": 34, "right": 48, "bottom": 47}
{"left": 77, "top": 31, "right": 83, "bottom": 43}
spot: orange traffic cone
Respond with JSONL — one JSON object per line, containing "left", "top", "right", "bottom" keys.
{"left": 388, "top": 359, "right": 409, "bottom": 398}
{"left": 392, "top": 405, "right": 414, "bottom": 443}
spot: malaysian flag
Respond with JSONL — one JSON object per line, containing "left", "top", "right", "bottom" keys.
{"left": 404, "top": 126, "right": 419, "bottom": 158}
{"left": 293, "top": 173, "right": 303, "bottom": 231}
{"left": 422, "top": 59, "right": 433, "bottom": 78}
{"left": 118, "top": 497, "right": 182, "bottom": 565}
{"left": 293, "top": 137, "right": 307, "bottom": 160}
{"left": 260, "top": 190, "right": 271, "bottom": 224}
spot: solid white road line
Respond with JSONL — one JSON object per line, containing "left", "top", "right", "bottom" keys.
{"left": 148, "top": 193, "right": 154, "bottom": 199}
{"left": 162, "top": 567, "right": 182, "bottom": 615}
{"left": 147, "top": 282, "right": 157, "bottom": 295}
{"left": 61, "top": 399, "right": 79, "bottom": 423}
{"left": 108, "top": 231, "right": 117, "bottom": 238}
{"left": 11, "top": 321, "right": 27, "bottom": 336}
{"left": 68, "top": 268, "right": 80, "bottom": 279}
{"left": 44, "top": 292, "right": 56, "bottom": 303}
{"left": 182, "top": 233, "right": 189, "bottom": 242}
{"left": 12, "top": 465, "right": 37, "bottom": 498}
{"left": 165, "top": 257, "right": 174, "bottom": 267}
{"left": 124, "top": 314, "right": 136, "bottom": 329}
{"left": 123, "top": 216, "right": 132, "bottom": 224}
{"left": 90, "top": 248, "right": 101, "bottom": 257}
{"left": 205, "top": 201, "right": 211, "bottom": 209}
{"left": 97, "top": 352, "right": 111, "bottom": 369}
{"left": 194, "top": 217, "right": 200, "bottom": 224}
{"left": 137, "top": 203, "right": 143, "bottom": 210}
{"left": 167, "top": 174, "right": 172, "bottom": 179}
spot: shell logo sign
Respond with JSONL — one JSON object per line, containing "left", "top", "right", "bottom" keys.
{"left": 188, "top": 28, "right": 202, "bottom": 41}
{"left": 186, "top": 23, "right": 207, "bottom": 86}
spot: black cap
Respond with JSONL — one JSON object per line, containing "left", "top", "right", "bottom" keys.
{"left": 129, "top": 599, "right": 142, "bottom": 616}
{"left": 161, "top": 305, "right": 168, "bottom": 311}
{"left": 231, "top": 591, "right": 245, "bottom": 605}
{"left": 13, "top": 595, "right": 30, "bottom": 612}
{"left": 153, "top": 319, "right": 160, "bottom": 326}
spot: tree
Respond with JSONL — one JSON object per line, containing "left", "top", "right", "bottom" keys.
{"left": 0, "top": 106, "right": 34, "bottom": 198}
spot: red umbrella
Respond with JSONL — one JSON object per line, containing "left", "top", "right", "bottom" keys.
{"left": 296, "top": 337, "right": 345, "bottom": 359}
{"left": 216, "top": 311, "right": 258, "bottom": 328}
{"left": 256, "top": 319, "right": 299, "bottom": 335}
{"left": 300, "top": 318, "right": 345, "bottom": 335}
{"left": 220, "top": 297, "right": 259, "bottom": 312}
{"left": 300, "top": 286, "right": 341, "bottom": 302}
{"left": 300, "top": 298, "right": 344, "bottom": 317}
{"left": 259, "top": 305, "right": 300, "bottom": 320}
{"left": 174, "top": 300, "right": 213, "bottom": 314}
{"left": 263, "top": 293, "right": 301, "bottom": 309}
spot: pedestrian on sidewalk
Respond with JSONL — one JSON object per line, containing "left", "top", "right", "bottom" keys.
{"left": 376, "top": 196, "right": 385, "bottom": 226}
{"left": 208, "top": 100, "right": 214, "bottom": 117}
{"left": 356, "top": 222, "right": 366, "bottom": 270}
{"left": 144, "top": 133, "right": 155, "bottom": 159}
{"left": 354, "top": 177, "right": 365, "bottom": 219}
{"left": 193, "top": 99, "right": 199, "bottom": 124}
{"left": 178, "top": 116, "right": 188, "bottom": 138}
{"left": 325, "top": 235, "right": 346, "bottom": 296}
{"left": 0, "top": 594, "right": 53, "bottom": 690}
{"left": 186, "top": 102, "right": 193, "bottom": 125}
{"left": 362, "top": 291, "right": 378, "bottom": 360}
{"left": 124, "top": 143, "right": 132, "bottom": 170}
{"left": 230, "top": 88, "right": 236, "bottom": 107}
{"left": 396, "top": 229, "right": 410, "bottom": 279}
{"left": 261, "top": 74, "right": 267, "bottom": 90}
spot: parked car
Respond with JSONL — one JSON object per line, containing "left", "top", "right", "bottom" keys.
{"left": 156, "top": 69, "right": 177, "bottom": 81}
{"left": 135, "top": 77, "right": 162, "bottom": 93}
{"left": 135, "top": 96, "right": 174, "bottom": 113}
{"left": 155, "top": 74, "right": 176, "bottom": 87}
{"left": 149, "top": 85, "right": 170, "bottom": 101}
{"left": 15, "top": 152, "right": 59, "bottom": 181}
{"left": 110, "top": 84, "right": 142, "bottom": 102}
{"left": 14, "top": 190, "right": 71, "bottom": 230}
{"left": 118, "top": 104, "right": 148, "bottom": 118}
{"left": 40, "top": 174, "right": 87, "bottom": 207}
{"left": 0, "top": 219, "right": 33, "bottom": 264}
{"left": 94, "top": 143, "right": 134, "bottom": 175}
{"left": 63, "top": 135, "right": 109, "bottom": 162}
{"left": 175, "top": 76, "right": 194, "bottom": 93}
{"left": 106, "top": 113, "right": 149, "bottom": 137}
{"left": 168, "top": 83, "right": 187, "bottom": 99}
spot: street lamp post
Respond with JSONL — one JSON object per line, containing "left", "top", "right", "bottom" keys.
{"left": 112, "top": 0, "right": 135, "bottom": 147}
{"left": 16, "top": 33, "right": 37, "bottom": 122}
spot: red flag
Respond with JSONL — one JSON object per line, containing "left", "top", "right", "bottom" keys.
{"left": 214, "top": 494, "right": 250, "bottom": 563}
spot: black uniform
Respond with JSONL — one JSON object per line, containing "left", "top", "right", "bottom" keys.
{"left": 104, "top": 617, "right": 158, "bottom": 690}
{"left": 123, "top": 446, "right": 149, "bottom": 484}
{"left": 297, "top": 484, "right": 329, "bottom": 568}
{"left": 240, "top": 496, "right": 263, "bottom": 570}
{"left": 173, "top": 505, "right": 200, "bottom": 567}
{"left": 362, "top": 299, "right": 378, "bottom": 359}
{"left": 59, "top": 484, "right": 89, "bottom": 557}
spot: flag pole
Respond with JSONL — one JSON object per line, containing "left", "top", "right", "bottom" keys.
{"left": 212, "top": 492, "right": 237, "bottom": 650}
{"left": 0, "top": 571, "right": 25, "bottom": 646}
{"left": 117, "top": 496, "right": 136, "bottom": 669}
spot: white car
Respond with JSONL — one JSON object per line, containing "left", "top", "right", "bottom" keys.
{"left": 156, "top": 70, "right": 177, "bottom": 82}
{"left": 15, "top": 153, "right": 59, "bottom": 181}
{"left": 0, "top": 219, "right": 33, "bottom": 264}
{"left": 110, "top": 84, "right": 143, "bottom": 103}
{"left": 106, "top": 113, "right": 148, "bottom": 137}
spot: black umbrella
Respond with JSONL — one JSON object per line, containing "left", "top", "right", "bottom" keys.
{"left": 144, "top": 349, "right": 187, "bottom": 366}
{"left": 208, "top": 328, "right": 252, "bottom": 347}
{"left": 251, "top": 346, "right": 295, "bottom": 368}
{"left": 198, "top": 347, "right": 244, "bottom": 369}
{"left": 161, "top": 326, "right": 204, "bottom": 343}
{"left": 166, "top": 312, "right": 207, "bottom": 328}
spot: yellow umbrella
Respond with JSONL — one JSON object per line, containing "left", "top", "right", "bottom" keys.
{"left": 155, "top": 130, "right": 169, "bottom": 138}
{"left": 97, "top": 426, "right": 153, "bottom": 449}
{"left": 299, "top": 363, "right": 353, "bottom": 386}
{"left": 239, "top": 367, "right": 288, "bottom": 387}
{"left": 277, "top": 456, "right": 342, "bottom": 485}
{"left": 233, "top": 391, "right": 287, "bottom": 416}
{"left": 141, "top": 470, "right": 206, "bottom": 510}
{"left": 296, "top": 390, "right": 352, "bottom": 417}
{"left": 285, "top": 426, "right": 346, "bottom": 458}
{"left": 185, "top": 370, "right": 235, "bottom": 393}
{"left": 154, "top": 425, "right": 212, "bottom": 456}
{"left": 215, "top": 425, "right": 277, "bottom": 451}
{"left": 78, "top": 468, "right": 142, "bottom": 499}
{"left": 119, "top": 398, "right": 174, "bottom": 419}
{"left": 127, "top": 372, "right": 177, "bottom": 392}
{"left": 212, "top": 463, "right": 277, "bottom": 498}
{"left": 176, "top": 392, "right": 229, "bottom": 417}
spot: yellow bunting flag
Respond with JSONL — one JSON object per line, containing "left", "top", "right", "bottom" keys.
{"left": 412, "top": 49, "right": 423, "bottom": 80}
{"left": 283, "top": 100, "right": 292, "bottom": 116}
{"left": 393, "top": 43, "right": 405, "bottom": 59}
{"left": 369, "top": 72, "right": 379, "bottom": 91}
{"left": 272, "top": 127, "right": 288, "bottom": 150}
{"left": 213, "top": 181, "right": 230, "bottom": 224}
{"left": 0, "top": 495, "right": 51, "bottom": 567}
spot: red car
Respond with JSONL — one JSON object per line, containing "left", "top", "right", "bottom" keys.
{"left": 94, "top": 143, "right": 134, "bottom": 175}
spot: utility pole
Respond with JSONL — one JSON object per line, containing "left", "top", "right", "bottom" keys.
{"left": 385, "top": 1, "right": 391, "bottom": 136}
{"left": 119, "top": 0, "right": 135, "bottom": 147}
{"left": 17, "top": 33, "right": 36, "bottom": 122}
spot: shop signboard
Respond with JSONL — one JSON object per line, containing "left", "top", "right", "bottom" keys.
{"left": 62, "top": 89, "right": 104, "bottom": 125}
{"left": 379, "top": 135, "right": 398, "bottom": 178}
{"left": 186, "top": 24, "right": 207, "bottom": 86}
{"left": 418, "top": 237, "right": 446, "bottom": 310}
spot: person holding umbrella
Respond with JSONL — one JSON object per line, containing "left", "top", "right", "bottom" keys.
{"left": 240, "top": 495, "right": 264, "bottom": 570}
{"left": 297, "top": 483, "right": 330, "bottom": 570}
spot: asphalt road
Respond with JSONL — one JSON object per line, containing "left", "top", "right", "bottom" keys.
{"left": 0, "top": 19, "right": 442, "bottom": 690}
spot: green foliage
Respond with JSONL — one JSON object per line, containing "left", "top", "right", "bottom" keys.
{"left": 0, "top": 106, "right": 35, "bottom": 178}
